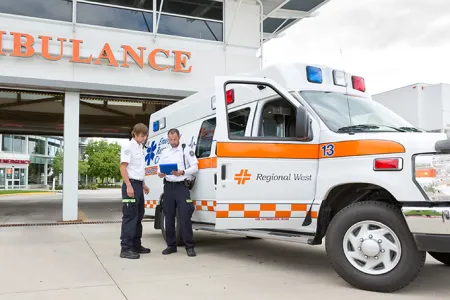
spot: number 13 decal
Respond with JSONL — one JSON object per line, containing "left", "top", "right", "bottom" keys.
{"left": 321, "top": 143, "right": 335, "bottom": 157}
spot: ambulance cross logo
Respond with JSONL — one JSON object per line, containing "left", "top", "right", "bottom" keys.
{"left": 234, "top": 169, "right": 251, "bottom": 185}
{"left": 145, "top": 141, "right": 157, "bottom": 165}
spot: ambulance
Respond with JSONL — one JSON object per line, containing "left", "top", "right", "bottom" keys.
{"left": 144, "top": 62, "right": 450, "bottom": 293}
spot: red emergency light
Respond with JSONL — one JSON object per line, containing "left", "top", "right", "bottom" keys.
{"left": 226, "top": 89, "right": 235, "bottom": 105}
{"left": 352, "top": 76, "right": 366, "bottom": 92}
{"left": 373, "top": 158, "right": 402, "bottom": 171}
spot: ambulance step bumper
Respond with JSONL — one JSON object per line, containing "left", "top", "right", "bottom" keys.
{"left": 402, "top": 206, "right": 450, "bottom": 252}
{"left": 194, "top": 224, "right": 314, "bottom": 244}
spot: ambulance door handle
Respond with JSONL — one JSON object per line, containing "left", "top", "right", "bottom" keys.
{"left": 221, "top": 164, "right": 226, "bottom": 180}
{"left": 214, "top": 173, "right": 217, "bottom": 185}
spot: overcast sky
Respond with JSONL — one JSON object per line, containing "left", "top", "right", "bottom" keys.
{"left": 263, "top": 0, "right": 450, "bottom": 95}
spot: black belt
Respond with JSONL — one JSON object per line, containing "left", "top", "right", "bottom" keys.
{"left": 164, "top": 179, "right": 184, "bottom": 185}
{"left": 130, "top": 178, "right": 143, "bottom": 183}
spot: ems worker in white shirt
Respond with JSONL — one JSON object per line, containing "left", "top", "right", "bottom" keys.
{"left": 119, "top": 123, "right": 151, "bottom": 259}
{"left": 158, "top": 128, "right": 199, "bottom": 257}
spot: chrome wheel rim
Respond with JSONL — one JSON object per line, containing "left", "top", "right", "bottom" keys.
{"left": 343, "top": 220, "right": 402, "bottom": 275}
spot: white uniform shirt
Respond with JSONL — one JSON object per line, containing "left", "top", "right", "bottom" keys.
{"left": 159, "top": 144, "right": 199, "bottom": 182}
{"left": 120, "top": 138, "right": 145, "bottom": 181}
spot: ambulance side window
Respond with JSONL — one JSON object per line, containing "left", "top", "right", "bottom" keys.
{"left": 196, "top": 118, "right": 216, "bottom": 158}
{"left": 195, "top": 108, "right": 251, "bottom": 158}
{"left": 258, "top": 97, "right": 297, "bottom": 138}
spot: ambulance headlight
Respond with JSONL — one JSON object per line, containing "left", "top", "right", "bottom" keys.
{"left": 414, "top": 154, "right": 450, "bottom": 201}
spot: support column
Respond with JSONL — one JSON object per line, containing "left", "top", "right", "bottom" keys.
{"left": 44, "top": 138, "right": 48, "bottom": 187}
{"left": 62, "top": 92, "right": 80, "bottom": 221}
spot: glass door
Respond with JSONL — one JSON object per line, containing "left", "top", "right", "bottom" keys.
{"left": 5, "top": 168, "right": 13, "bottom": 189}
{"left": 13, "top": 168, "right": 20, "bottom": 189}
{"left": 0, "top": 168, "right": 5, "bottom": 190}
{"left": 4, "top": 167, "right": 24, "bottom": 189}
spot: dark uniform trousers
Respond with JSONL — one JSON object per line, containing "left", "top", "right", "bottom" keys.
{"left": 120, "top": 179, "right": 145, "bottom": 250}
{"left": 163, "top": 181, "right": 195, "bottom": 249}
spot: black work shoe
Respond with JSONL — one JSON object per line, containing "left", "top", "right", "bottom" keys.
{"left": 134, "top": 245, "right": 151, "bottom": 254}
{"left": 186, "top": 248, "right": 196, "bottom": 257}
{"left": 120, "top": 249, "right": 140, "bottom": 259}
{"left": 162, "top": 247, "right": 177, "bottom": 255}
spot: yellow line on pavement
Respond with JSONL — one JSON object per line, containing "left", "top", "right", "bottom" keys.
{"left": 0, "top": 192, "right": 56, "bottom": 197}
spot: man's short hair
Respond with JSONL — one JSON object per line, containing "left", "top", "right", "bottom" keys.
{"left": 168, "top": 128, "right": 180, "bottom": 136}
{"left": 131, "top": 123, "right": 148, "bottom": 137}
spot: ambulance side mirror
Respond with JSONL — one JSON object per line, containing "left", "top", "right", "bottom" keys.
{"left": 295, "top": 106, "right": 310, "bottom": 141}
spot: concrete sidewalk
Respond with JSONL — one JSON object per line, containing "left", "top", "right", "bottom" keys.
{"left": 0, "top": 223, "right": 449, "bottom": 299}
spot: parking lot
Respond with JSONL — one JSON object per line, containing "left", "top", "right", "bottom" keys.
{"left": 0, "top": 192, "right": 449, "bottom": 299}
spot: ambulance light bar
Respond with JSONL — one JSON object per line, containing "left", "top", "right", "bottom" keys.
{"left": 226, "top": 89, "right": 235, "bottom": 105}
{"left": 153, "top": 120, "right": 159, "bottom": 132}
{"left": 152, "top": 117, "right": 166, "bottom": 132}
{"left": 352, "top": 76, "right": 366, "bottom": 92}
{"left": 306, "top": 66, "right": 365, "bottom": 92}
{"left": 306, "top": 66, "right": 322, "bottom": 84}
{"left": 333, "top": 70, "right": 347, "bottom": 87}
{"left": 211, "top": 89, "right": 235, "bottom": 110}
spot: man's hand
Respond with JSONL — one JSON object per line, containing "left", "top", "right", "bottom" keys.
{"left": 143, "top": 184, "right": 150, "bottom": 195}
{"left": 158, "top": 173, "right": 166, "bottom": 178}
{"left": 126, "top": 184, "right": 134, "bottom": 198}
{"left": 171, "top": 170, "right": 184, "bottom": 176}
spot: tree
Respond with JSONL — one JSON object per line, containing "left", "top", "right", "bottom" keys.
{"left": 85, "top": 139, "right": 121, "bottom": 183}
{"left": 52, "top": 149, "right": 90, "bottom": 177}
{"left": 53, "top": 149, "right": 64, "bottom": 177}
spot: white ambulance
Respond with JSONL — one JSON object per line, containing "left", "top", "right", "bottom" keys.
{"left": 144, "top": 62, "right": 450, "bottom": 293}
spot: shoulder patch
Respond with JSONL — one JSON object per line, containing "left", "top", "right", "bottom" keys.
{"left": 124, "top": 149, "right": 131, "bottom": 155}
{"left": 189, "top": 150, "right": 195, "bottom": 157}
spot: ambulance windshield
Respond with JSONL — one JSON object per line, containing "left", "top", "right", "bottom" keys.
{"left": 299, "top": 91, "right": 421, "bottom": 133}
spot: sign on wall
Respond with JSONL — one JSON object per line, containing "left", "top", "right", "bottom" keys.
{"left": 0, "top": 30, "right": 192, "bottom": 73}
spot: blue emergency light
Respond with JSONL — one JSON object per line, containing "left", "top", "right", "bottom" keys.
{"left": 153, "top": 120, "right": 159, "bottom": 132}
{"left": 306, "top": 66, "right": 322, "bottom": 84}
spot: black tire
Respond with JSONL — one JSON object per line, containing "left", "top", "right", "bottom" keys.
{"left": 160, "top": 208, "right": 184, "bottom": 247}
{"left": 325, "top": 201, "right": 426, "bottom": 293}
{"left": 428, "top": 252, "right": 450, "bottom": 266}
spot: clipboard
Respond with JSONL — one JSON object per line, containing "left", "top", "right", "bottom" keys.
{"left": 159, "top": 163, "right": 178, "bottom": 174}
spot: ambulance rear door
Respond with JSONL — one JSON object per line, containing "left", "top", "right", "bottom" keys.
{"left": 213, "top": 76, "right": 318, "bottom": 230}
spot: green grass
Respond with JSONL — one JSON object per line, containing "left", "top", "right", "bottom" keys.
{"left": 0, "top": 190, "right": 51, "bottom": 195}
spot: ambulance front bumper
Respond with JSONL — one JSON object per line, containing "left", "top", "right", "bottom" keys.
{"left": 402, "top": 206, "right": 450, "bottom": 252}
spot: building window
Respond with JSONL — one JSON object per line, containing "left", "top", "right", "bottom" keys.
{"left": 0, "top": 0, "right": 73, "bottom": 22}
{"left": 156, "top": 0, "right": 223, "bottom": 21}
{"left": 28, "top": 137, "right": 46, "bottom": 155}
{"left": 28, "top": 163, "right": 45, "bottom": 185}
{"left": 13, "top": 136, "right": 26, "bottom": 154}
{"left": 156, "top": 0, "right": 223, "bottom": 41}
{"left": 76, "top": 0, "right": 223, "bottom": 41}
{"left": 77, "top": 1, "right": 153, "bottom": 32}
{"left": 1, "top": 135, "right": 13, "bottom": 152}
{"left": 157, "top": 14, "right": 223, "bottom": 41}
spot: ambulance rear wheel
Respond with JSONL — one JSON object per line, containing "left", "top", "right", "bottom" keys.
{"left": 428, "top": 252, "right": 450, "bottom": 265}
{"left": 160, "top": 208, "right": 184, "bottom": 247}
{"left": 325, "top": 201, "right": 426, "bottom": 293}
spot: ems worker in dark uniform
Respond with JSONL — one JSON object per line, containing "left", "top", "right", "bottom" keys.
{"left": 158, "top": 128, "right": 199, "bottom": 257}
{"left": 119, "top": 123, "right": 151, "bottom": 259}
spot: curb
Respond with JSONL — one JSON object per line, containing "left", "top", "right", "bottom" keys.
{"left": 0, "top": 192, "right": 56, "bottom": 197}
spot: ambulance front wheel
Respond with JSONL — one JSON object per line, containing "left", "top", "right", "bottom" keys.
{"left": 325, "top": 201, "right": 426, "bottom": 293}
{"left": 428, "top": 252, "right": 450, "bottom": 265}
{"left": 160, "top": 208, "right": 184, "bottom": 247}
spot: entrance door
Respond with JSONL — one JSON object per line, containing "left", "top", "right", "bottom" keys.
{"left": 5, "top": 168, "right": 13, "bottom": 189}
{"left": 213, "top": 77, "right": 319, "bottom": 230}
{"left": 4, "top": 168, "right": 24, "bottom": 189}
{"left": 0, "top": 168, "right": 5, "bottom": 190}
